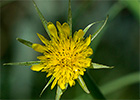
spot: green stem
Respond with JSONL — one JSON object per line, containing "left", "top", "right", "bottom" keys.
{"left": 83, "top": 72, "right": 106, "bottom": 100}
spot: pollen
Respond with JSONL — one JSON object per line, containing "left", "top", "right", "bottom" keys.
{"left": 31, "top": 21, "right": 93, "bottom": 90}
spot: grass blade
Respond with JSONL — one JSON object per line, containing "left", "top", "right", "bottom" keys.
{"left": 101, "top": 72, "right": 140, "bottom": 95}
{"left": 119, "top": 0, "right": 140, "bottom": 21}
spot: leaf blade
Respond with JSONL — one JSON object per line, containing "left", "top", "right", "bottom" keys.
{"left": 89, "top": 63, "right": 114, "bottom": 69}
{"left": 16, "top": 38, "right": 33, "bottom": 48}
{"left": 77, "top": 75, "right": 90, "bottom": 94}
{"left": 91, "top": 15, "right": 109, "bottom": 41}
{"left": 3, "top": 61, "right": 41, "bottom": 66}
{"left": 101, "top": 72, "right": 140, "bottom": 95}
{"left": 32, "top": 0, "right": 51, "bottom": 39}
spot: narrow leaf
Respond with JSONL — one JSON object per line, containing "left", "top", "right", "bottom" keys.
{"left": 101, "top": 72, "right": 140, "bottom": 95}
{"left": 67, "top": 0, "right": 72, "bottom": 36}
{"left": 119, "top": 0, "right": 139, "bottom": 21}
{"left": 83, "top": 20, "right": 104, "bottom": 36}
{"left": 32, "top": 0, "right": 51, "bottom": 39}
{"left": 91, "top": 15, "right": 109, "bottom": 41}
{"left": 89, "top": 63, "right": 114, "bottom": 69}
{"left": 77, "top": 75, "right": 90, "bottom": 94}
{"left": 16, "top": 38, "right": 33, "bottom": 48}
{"left": 3, "top": 61, "right": 41, "bottom": 66}
{"left": 40, "top": 76, "right": 55, "bottom": 97}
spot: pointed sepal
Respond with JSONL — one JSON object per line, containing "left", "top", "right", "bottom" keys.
{"left": 32, "top": 0, "right": 51, "bottom": 39}
{"left": 91, "top": 15, "right": 109, "bottom": 41}
{"left": 16, "top": 38, "right": 33, "bottom": 48}
{"left": 83, "top": 20, "right": 104, "bottom": 36}
{"left": 67, "top": 0, "right": 72, "bottom": 36}
{"left": 3, "top": 61, "right": 41, "bottom": 66}
{"left": 77, "top": 75, "right": 90, "bottom": 94}
{"left": 40, "top": 76, "right": 55, "bottom": 97}
{"left": 89, "top": 62, "right": 114, "bottom": 69}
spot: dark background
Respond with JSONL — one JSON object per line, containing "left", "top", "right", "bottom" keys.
{"left": 1, "top": 0, "right": 139, "bottom": 99}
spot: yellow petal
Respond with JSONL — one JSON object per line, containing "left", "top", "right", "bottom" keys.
{"left": 79, "top": 70, "right": 84, "bottom": 75}
{"left": 41, "top": 68, "right": 48, "bottom": 72}
{"left": 73, "top": 29, "right": 85, "bottom": 42}
{"left": 69, "top": 80, "right": 75, "bottom": 87}
{"left": 56, "top": 21, "right": 65, "bottom": 39}
{"left": 37, "top": 33, "right": 49, "bottom": 45}
{"left": 85, "top": 35, "right": 91, "bottom": 46}
{"left": 56, "top": 21, "right": 62, "bottom": 33}
{"left": 31, "top": 64, "right": 44, "bottom": 71}
{"left": 37, "top": 56, "right": 46, "bottom": 60}
{"left": 62, "top": 22, "right": 70, "bottom": 36}
{"left": 46, "top": 72, "right": 52, "bottom": 77}
{"left": 32, "top": 43, "right": 46, "bottom": 53}
{"left": 77, "top": 29, "right": 85, "bottom": 38}
{"left": 47, "top": 22, "right": 58, "bottom": 39}
{"left": 60, "top": 83, "right": 66, "bottom": 90}
{"left": 57, "top": 78, "right": 66, "bottom": 90}
{"left": 51, "top": 78, "right": 57, "bottom": 89}
{"left": 73, "top": 31, "right": 77, "bottom": 41}
{"left": 85, "top": 47, "right": 93, "bottom": 56}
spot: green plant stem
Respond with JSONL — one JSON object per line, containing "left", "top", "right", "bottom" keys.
{"left": 83, "top": 71, "right": 106, "bottom": 100}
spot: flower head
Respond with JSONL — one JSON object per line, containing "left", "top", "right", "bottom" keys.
{"left": 31, "top": 21, "right": 93, "bottom": 90}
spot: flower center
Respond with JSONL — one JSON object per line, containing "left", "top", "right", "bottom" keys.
{"left": 58, "top": 49, "right": 73, "bottom": 68}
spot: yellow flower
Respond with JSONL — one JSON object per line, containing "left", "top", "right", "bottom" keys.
{"left": 31, "top": 21, "right": 93, "bottom": 90}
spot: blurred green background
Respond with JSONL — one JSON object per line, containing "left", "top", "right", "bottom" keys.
{"left": 1, "top": 0, "right": 139, "bottom": 99}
